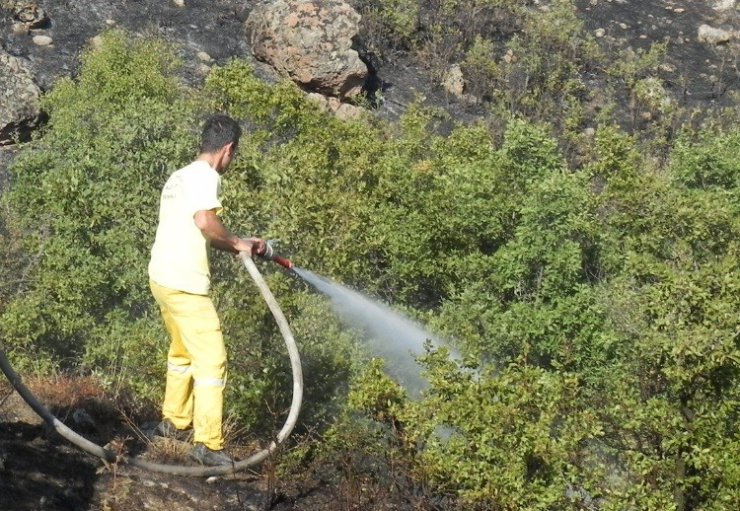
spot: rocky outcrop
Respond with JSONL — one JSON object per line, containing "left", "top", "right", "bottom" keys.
{"left": 441, "top": 64, "right": 479, "bottom": 104}
{"left": 1, "top": 1, "right": 49, "bottom": 29}
{"left": 246, "top": 0, "right": 368, "bottom": 98}
{"left": 713, "top": 0, "right": 737, "bottom": 12}
{"left": 305, "top": 92, "right": 365, "bottom": 120}
{"left": 0, "top": 50, "right": 42, "bottom": 145}
{"left": 697, "top": 24, "right": 737, "bottom": 45}
{"left": 442, "top": 64, "right": 465, "bottom": 97}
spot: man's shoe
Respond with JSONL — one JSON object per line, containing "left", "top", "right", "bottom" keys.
{"left": 190, "top": 443, "right": 234, "bottom": 466}
{"left": 149, "top": 419, "right": 192, "bottom": 442}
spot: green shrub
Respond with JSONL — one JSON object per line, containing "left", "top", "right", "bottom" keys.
{"left": 353, "top": 0, "right": 420, "bottom": 56}
{"left": 671, "top": 126, "right": 740, "bottom": 190}
{"left": 0, "top": 31, "right": 197, "bottom": 384}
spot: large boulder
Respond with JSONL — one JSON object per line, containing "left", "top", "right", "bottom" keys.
{"left": 713, "top": 0, "right": 736, "bottom": 12}
{"left": 246, "top": 0, "right": 368, "bottom": 98}
{"left": 697, "top": 24, "right": 736, "bottom": 45}
{"left": 0, "top": 50, "right": 42, "bottom": 145}
{"left": 1, "top": 1, "right": 49, "bottom": 29}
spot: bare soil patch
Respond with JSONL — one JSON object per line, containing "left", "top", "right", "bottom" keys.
{"left": 575, "top": 0, "right": 739, "bottom": 104}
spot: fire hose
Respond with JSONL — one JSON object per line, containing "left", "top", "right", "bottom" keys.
{"left": 0, "top": 252, "right": 302, "bottom": 477}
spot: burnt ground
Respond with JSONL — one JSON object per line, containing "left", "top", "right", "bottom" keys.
{"left": 0, "top": 421, "right": 98, "bottom": 511}
{"left": 0, "top": 1, "right": 737, "bottom": 183}
{"left": 0, "top": 421, "right": 270, "bottom": 511}
{"left": 0, "top": 0, "right": 261, "bottom": 91}
{"left": 0, "top": 382, "right": 271, "bottom": 511}
{"left": 0, "top": 0, "right": 736, "bottom": 118}
{"left": 0, "top": 379, "right": 416, "bottom": 511}
{"left": 574, "top": 0, "right": 740, "bottom": 105}
{"left": 0, "top": 0, "right": 737, "bottom": 148}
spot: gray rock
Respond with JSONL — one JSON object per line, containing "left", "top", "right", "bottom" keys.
{"left": 304, "top": 92, "right": 364, "bottom": 120}
{"left": 2, "top": 1, "right": 49, "bottom": 29}
{"left": 246, "top": 0, "right": 368, "bottom": 98}
{"left": 11, "top": 22, "right": 28, "bottom": 35}
{"left": 89, "top": 35, "right": 104, "bottom": 50}
{"left": 697, "top": 24, "right": 734, "bottom": 45}
{"left": 442, "top": 64, "right": 465, "bottom": 97}
{"left": 713, "top": 0, "right": 736, "bottom": 12}
{"left": 334, "top": 102, "right": 364, "bottom": 121}
{"left": 32, "top": 34, "right": 53, "bottom": 46}
{"left": 305, "top": 92, "right": 329, "bottom": 108}
{"left": 0, "top": 50, "right": 42, "bottom": 145}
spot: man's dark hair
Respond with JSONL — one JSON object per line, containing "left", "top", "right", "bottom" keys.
{"left": 200, "top": 114, "right": 242, "bottom": 153}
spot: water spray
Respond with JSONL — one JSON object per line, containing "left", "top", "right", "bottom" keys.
{"left": 291, "top": 268, "right": 460, "bottom": 396}
{"left": 253, "top": 243, "right": 457, "bottom": 396}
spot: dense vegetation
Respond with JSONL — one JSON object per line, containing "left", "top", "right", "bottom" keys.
{"left": 1, "top": 6, "right": 739, "bottom": 510}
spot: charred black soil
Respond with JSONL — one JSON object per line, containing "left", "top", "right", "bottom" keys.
{"left": 0, "top": 385, "right": 270, "bottom": 511}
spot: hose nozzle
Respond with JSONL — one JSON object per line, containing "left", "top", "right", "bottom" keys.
{"left": 256, "top": 241, "right": 294, "bottom": 270}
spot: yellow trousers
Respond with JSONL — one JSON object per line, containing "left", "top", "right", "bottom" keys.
{"left": 150, "top": 280, "right": 227, "bottom": 450}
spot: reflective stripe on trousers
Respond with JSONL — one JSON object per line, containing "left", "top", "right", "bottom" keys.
{"left": 194, "top": 378, "right": 225, "bottom": 388}
{"left": 150, "top": 280, "right": 227, "bottom": 451}
{"left": 167, "top": 362, "right": 191, "bottom": 375}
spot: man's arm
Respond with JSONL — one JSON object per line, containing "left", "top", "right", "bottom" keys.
{"left": 194, "top": 209, "right": 261, "bottom": 255}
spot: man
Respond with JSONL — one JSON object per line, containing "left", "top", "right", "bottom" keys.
{"left": 148, "top": 114, "right": 264, "bottom": 466}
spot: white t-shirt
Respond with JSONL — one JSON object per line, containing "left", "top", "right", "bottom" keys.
{"left": 148, "top": 160, "right": 222, "bottom": 295}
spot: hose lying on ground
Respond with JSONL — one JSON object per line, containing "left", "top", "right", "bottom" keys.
{"left": 0, "top": 254, "right": 303, "bottom": 477}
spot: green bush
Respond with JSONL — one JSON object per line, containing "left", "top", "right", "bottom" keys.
{"left": 1, "top": 31, "right": 197, "bottom": 384}
{"left": 671, "top": 126, "right": 740, "bottom": 190}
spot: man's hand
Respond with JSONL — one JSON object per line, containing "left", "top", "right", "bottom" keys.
{"left": 245, "top": 237, "right": 266, "bottom": 256}
{"left": 235, "top": 238, "right": 254, "bottom": 256}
